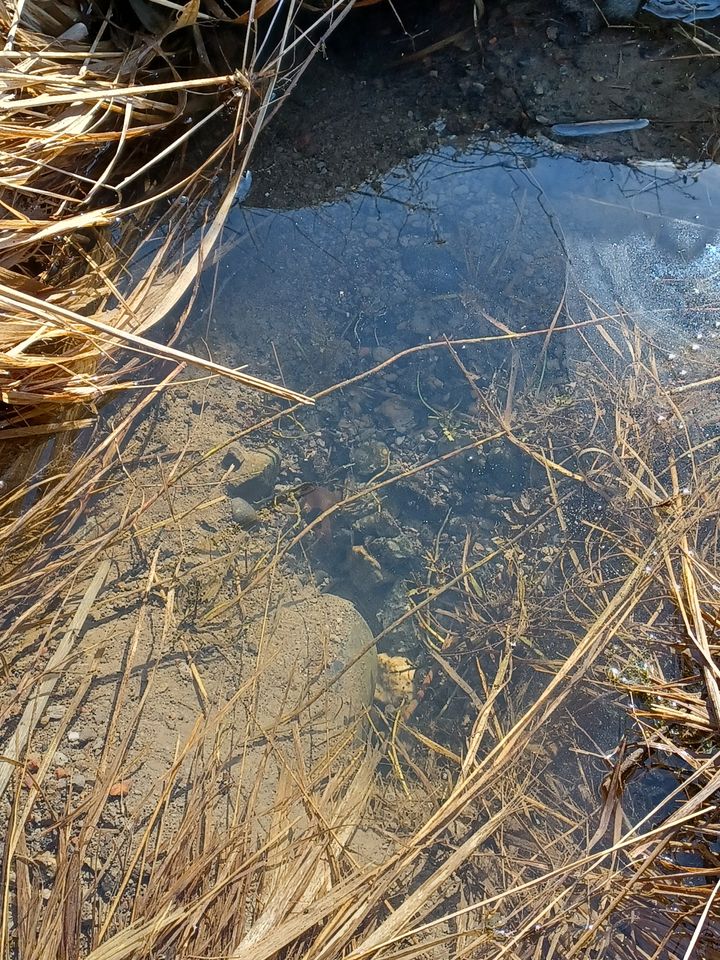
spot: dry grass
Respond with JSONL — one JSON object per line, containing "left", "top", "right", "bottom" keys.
{"left": 0, "top": 0, "right": 359, "bottom": 633}
{"left": 3, "top": 306, "right": 720, "bottom": 958}
{"left": 0, "top": 9, "right": 718, "bottom": 949}
{"left": 0, "top": 0, "right": 352, "bottom": 431}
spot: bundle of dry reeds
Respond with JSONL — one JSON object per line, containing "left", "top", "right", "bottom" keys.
{"left": 0, "top": 0, "right": 352, "bottom": 434}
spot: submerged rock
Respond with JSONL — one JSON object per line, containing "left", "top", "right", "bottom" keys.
{"left": 249, "top": 591, "right": 377, "bottom": 758}
{"left": 230, "top": 496, "right": 259, "bottom": 528}
{"left": 353, "top": 439, "right": 390, "bottom": 479}
{"left": 375, "top": 653, "right": 416, "bottom": 708}
{"left": 223, "top": 444, "right": 280, "bottom": 501}
{"left": 377, "top": 397, "right": 416, "bottom": 432}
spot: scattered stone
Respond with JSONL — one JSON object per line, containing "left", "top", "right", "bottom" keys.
{"left": 378, "top": 397, "right": 416, "bottom": 432}
{"left": 53, "top": 751, "right": 70, "bottom": 766}
{"left": 375, "top": 654, "right": 416, "bottom": 707}
{"left": 372, "top": 345, "right": 395, "bottom": 364}
{"left": 380, "top": 535, "right": 417, "bottom": 564}
{"left": 223, "top": 445, "right": 280, "bottom": 501}
{"left": 66, "top": 727, "right": 92, "bottom": 746}
{"left": 546, "top": 24, "right": 559, "bottom": 40}
{"left": 410, "top": 310, "right": 434, "bottom": 337}
{"left": 350, "top": 544, "right": 386, "bottom": 590}
{"left": 45, "top": 705, "right": 66, "bottom": 721}
{"left": 355, "top": 512, "right": 394, "bottom": 544}
{"left": 353, "top": 439, "right": 390, "bottom": 479}
{"left": 108, "top": 780, "right": 131, "bottom": 798}
{"left": 72, "top": 773, "right": 86, "bottom": 790}
{"left": 230, "top": 497, "right": 259, "bottom": 528}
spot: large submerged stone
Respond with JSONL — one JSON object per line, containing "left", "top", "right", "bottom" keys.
{"left": 223, "top": 444, "right": 280, "bottom": 501}
{"left": 246, "top": 589, "right": 377, "bottom": 762}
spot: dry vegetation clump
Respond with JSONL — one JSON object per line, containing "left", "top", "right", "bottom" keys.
{"left": 0, "top": 0, "right": 343, "bottom": 432}
{"left": 0, "top": 0, "right": 356, "bottom": 620}
{"left": 2, "top": 310, "right": 720, "bottom": 958}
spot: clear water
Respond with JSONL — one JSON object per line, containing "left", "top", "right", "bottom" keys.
{"left": 201, "top": 136, "right": 720, "bottom": 384}
{"left": 194, "top": 137, "right": 720, "bottom": 612}
{"left": 182, "top": 137, "right": 720, "bottom": 806}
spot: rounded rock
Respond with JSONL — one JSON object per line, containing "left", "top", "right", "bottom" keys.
{"left": 230, "top": 497, "right": 259, "bottom": 528}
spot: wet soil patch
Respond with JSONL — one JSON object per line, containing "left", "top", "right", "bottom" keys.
{"left": 253, "top": 0, "right": 720, "bottom": 207}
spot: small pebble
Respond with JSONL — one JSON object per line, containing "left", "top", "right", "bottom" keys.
{"left": 67, "top": 731, "right": 80, "bottom": 744}
{"left": 45, "top": 705, "right": 65, "bottom": 722}
{"left": 230, "top": 497, "right": 259, "bottom": 528}
{"left": 372, "top": 345, "right": 394, "bottom": 364}
{"left": 108, "top": 780, "right": 131, "bottom": 799}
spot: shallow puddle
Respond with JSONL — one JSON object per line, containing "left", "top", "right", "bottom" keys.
{"left": 205, "top": 136, "right": 720, "bottom": 378}
{"left": 172, "top": 135, "right": 720, "bottom": 779}
{"left": 196, "top": 136, "right": 720, "bottom": 616}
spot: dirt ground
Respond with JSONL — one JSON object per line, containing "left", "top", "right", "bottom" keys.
{"left": 253, "top": 0, "right": 720, "bottom": 207}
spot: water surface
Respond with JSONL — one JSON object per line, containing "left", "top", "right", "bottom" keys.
{"left": 188, "top": 135, "right": 720, "bottom": 801}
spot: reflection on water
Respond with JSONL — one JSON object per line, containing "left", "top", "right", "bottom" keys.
{"left": 204, "top": 137, "right": 720, "bottom": 393}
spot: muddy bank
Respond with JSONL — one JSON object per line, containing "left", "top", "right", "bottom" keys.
{"left": 254, "top": 0, "right": 719, "bottom": 206}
